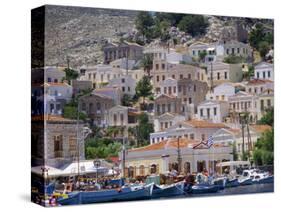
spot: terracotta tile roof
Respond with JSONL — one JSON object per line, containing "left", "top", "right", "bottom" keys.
{"left": 184, "top": 119, "right": 229, "bottom": 129}
{"left": 247, "top": 79, "right": 273, "bottom": 85}
{"left": 129, "top": 138, "right": 198, "bottom": 152}
{"left": 250, "top": 124, "right": 272, "bottom": 133}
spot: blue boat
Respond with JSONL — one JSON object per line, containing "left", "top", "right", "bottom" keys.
{"left": 239, "top": 178, "right": 253, "bottom": 186}
{"left": 189, "top": 184, "right": 220, "bottom": 194}
{"left": 213, "top": 178, "right": 226, "bottom": 190}
{"left": 253, "top": 175, "right": 274, "bottom": 184}
{"left": 225, "top": 178, "right": 239, "bottom": 187}
{"left": 151, "top": 181, "right": 185, "bottom": 198}
{"left": 57, "top": 183, "right": 154, "bottom": 205}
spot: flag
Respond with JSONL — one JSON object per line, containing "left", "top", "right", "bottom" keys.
{"left": 207, "top": 136, "right": 214, "bottom": 147}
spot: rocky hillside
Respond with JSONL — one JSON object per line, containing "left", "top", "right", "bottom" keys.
{"left": 45, "top": 5, "right": 138, "bottom": 68}
{"left": 44, "top": 5, "right": 273, "bottom": 69}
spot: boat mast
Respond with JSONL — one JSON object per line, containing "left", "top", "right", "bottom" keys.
{"left": 122, "top": 136, "right": 126, "bottom": 177}
{"left": 76, "top": 98, "right": 80, "bottom": 188}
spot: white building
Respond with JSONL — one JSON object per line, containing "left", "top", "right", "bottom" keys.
{"left": 45, "top": 66, "right": 66, "bottom": 83}
{"left": 108, "top": 105, "right": 129, "bottom": 127}
{"left": 197, "top": 100, "right": 229, "bottom": 123}
{"left": 150, "top": 119, "right": 228, "bottom": 144}
{"left": 80, "top": 64, "right": 144, "bottom": 89}
{"left": 207, "top": 61, "right": 243, "bottom": 85}
{"left": 153, "top": 113, "right": 185, "bottom": 132}
{"left": 144, "top": 47, "right": 191, "bottom": 64}
{"left": 159, "top": 77, "right": 178, "bottom": 96}
{"left": 206, "top": 82, "right": 235, "bottom": 101}
{"left": 107, "top": 75, "right": 136, "bottom": 96}
{"left": 245, "top": 79, "right": 274, "bottom": 95}
{"left": 212, "top": 124, "right": 272, "bottom": 160}
{"left": 189, "top": 40, "right": 252, "bottom": 63}
{"left": 254, "top": 62, "right": 274, "bottom": 81}
{"left": 45, "top": 82, "right": 73, "bottom": 115}
{"left": 228, "top": 91, "right": 257, "bottom": 123}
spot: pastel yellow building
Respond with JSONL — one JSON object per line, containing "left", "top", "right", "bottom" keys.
{"left": 122, "top": 138, "right": 233, "bottom": 178}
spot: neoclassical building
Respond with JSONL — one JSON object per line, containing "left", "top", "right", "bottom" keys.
{"left": 154, "top": 94, "right": 182, "bottom": 116}
{"left": 122, "top": 138, "right": 233, "bottom": 177}
{"left": 31, "top": 115, "right": 85, "bottom": 168}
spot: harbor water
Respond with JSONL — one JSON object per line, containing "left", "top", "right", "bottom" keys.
{"left": 163, "top": 183, "right": 274, "bottom": 199}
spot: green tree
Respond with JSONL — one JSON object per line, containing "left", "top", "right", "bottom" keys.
{"left": 258, "top": 41, "right": 270, "bottom": 59}
{"left": 135, "top": 11, "right": 154, "bottom": 43}
{"left": 135, "top": 76, "right": 153, "bottom": 108}
{"left": 198, "top": 51, "right": 207, "bottom": 62}
{"left": 62, "top": 105, "right": 87, "bottom": 120}
{"left": 253, "top": 129, "right": 274, "bottom": 165}
{"left": 132, "top": 113, "right": 154, "bottom": 147}
{"left": 249, "top": 23, "right": 265, "bottom": 49}
{"left": 85, "top": 137, "right": 122, "bottom": 159}
{"left": 223, "top": 55, "right": 246, "bottom": 64}
{"left": 141, "top": 54, "right": 153, "bottom": 76}
{"left": 63, "top": 68, "right": 79, "bottom": 84}
{"left": 178, "top": 15, "right": 209, "bottom": 37}
{"left": 249, "top": 23, "right": 273, "bottom": 57}
{"left": 121, "top": 94, "right": 134, "bottom": 107}
{"left": 258, "top": 107, "right": 274, "bottom": 126}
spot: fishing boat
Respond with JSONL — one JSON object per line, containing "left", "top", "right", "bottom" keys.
{"left": 238, "top": 170, "right": 254, "bottom": 186}
{"left": 213, "top": 177, "right": 226, "bottom": 190}
{"left": 57, "top": 183, "right": 154, "bottom": 205}
{"left": 225, "top": 178, "right": 239, "bottom": 187}
{"left": 252, "top": 171, "right": 274, "bottom": 184}
{"left": 255, "top": 175, "right": 274, "bottom": 184}
{"left": 188, "top": 184, "right": 220, "bottom": 194}
{"left": 151, "top": 181, "right": 185, "bottom": 198}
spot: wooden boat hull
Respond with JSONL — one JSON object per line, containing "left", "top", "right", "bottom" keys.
{"left": 57, "top": 184, "right": 153, "bottom": 205}
{"left": 152, "top": 182, "right": 185, "bottom": 198}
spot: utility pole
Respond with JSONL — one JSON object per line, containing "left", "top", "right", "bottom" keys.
{"left": 240, "top": 113, "right": 245, "bottom": 160}
{"left": 76, "top": 99, "right": 80, "bottom": 188}
{"left": 122, "top": 136, "right": 126, "bottom": 178}
{"left": 210, "top": 62, "right": 214, "bottom": 93}
{"left": 67, "top": 55, "right": 70, "bottom": 70}
{"left": 177, "top": 137, "right": 182, "bottom": 174}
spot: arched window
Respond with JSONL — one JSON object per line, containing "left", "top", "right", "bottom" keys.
{"left": 150, "top": 164, "right": 157, "bottom": 174}
{"left": 184, "top": 162, "right": 191, "bottom": 174}
{"left": 89, "top": 103, "right": 93, "bottom": 114}
{"left": 128, "top": 166, "right": 135, "bottom": 178}
{"left": 139, "top": 165, "right": 145, "bottom": 176}
{"left": 97, "top": 102, "right": 101, "bottom": 111}
{"left": 82, "top": 102, "right": 86, "bottom": 111}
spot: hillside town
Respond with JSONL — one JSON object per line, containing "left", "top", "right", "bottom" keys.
{"left": 31, "top": 7, "right": 274, "bottom": 206}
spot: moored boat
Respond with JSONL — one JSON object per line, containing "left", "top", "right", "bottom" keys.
{"left": 213, "top": 177, "right": 226, "bottom": 190}
{"left": 188, "top": 184, "right": 220, "bottom": 194}
{"left": 225, "top": 178, "right": 239, "bottom": 187}
{"left": 57, "top": 183, "right": 154, "bottom": 205}
{"left": 151, "top": 181, "right": 185, "bottom": 198}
